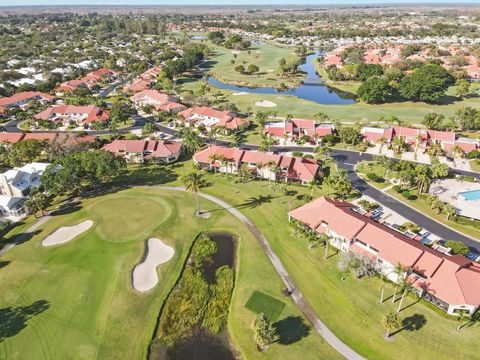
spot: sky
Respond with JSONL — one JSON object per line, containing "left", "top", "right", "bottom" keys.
{"left": 1, "top": 0, "right": 479, "bottom": 6}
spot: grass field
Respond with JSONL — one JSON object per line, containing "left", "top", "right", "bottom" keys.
{"left": 245, "top": 291, "right": 287, "bottom": 321}
{"left": 205, "top": 43, "right": 302, "bottom": 88}
{"left": 153, "top": 164, "right": 480, "bottom": 360}
{"left": 0, "top": 185, "right": 338, "bottom": 360}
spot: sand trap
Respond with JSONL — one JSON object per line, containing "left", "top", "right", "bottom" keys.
{"left": 255, "top": 100, "right": 277, "bottom": 107}
{"left": 232, "top": 92, "right": 248, "bottom": 96}
{"left": 132, "top": 238, "right": 174, "bottom": 292}
{"left": 42, "top": 220, "right": 93, "bottom": 247}
{"left": 266, "top": 69, "right": 274, "bottom": 72}
{"left": 231, "top": 50, "right": 241, "bottom": 54}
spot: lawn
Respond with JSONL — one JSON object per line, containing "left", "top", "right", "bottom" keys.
{"left": 355, "top": 161, "right": 394, "bottom": 190}
{"left": 155, "top": 165, "right": 480, "bottom": 360}
{"left": 245, "top": 291, "right": 287, "bottom": 321}
{"left": 0, "top": 186, "right": 338, "bottom": 360}
{"left": 205, "top": 43, "right": 302, "bottom": 88}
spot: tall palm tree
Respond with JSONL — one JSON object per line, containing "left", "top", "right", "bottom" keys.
{"left": 209, "top": 154, "right": 222, "bottom": 173}
{"left": 314, "top": 145, "right": 330, "bottom": 161}
{"left": 309, "top": 180, "right": 320, "bottom": 198}
{"left": 378, "top": 137, "right": 386, "bottom": 154}
{"left": 379, "top": 273, "right": 386, "bottom": 304}
{"left": 443, "top": 204, "right": 457, "bottom": 221}
{"left": 431, "top": 199, "right": 444, "bottom": 215}
{"left": 313, "top": 112, "right": 330, "bottom": 124}
{"left": 181, "top": 171, "right": 205, "bottom": 215}
{"left": 451, "top": 145, "right": 464, "bottom": 163}
{"left": 397, "top": 281, "right": 412, "bottom": 313}
{"left": 382, "top": 312, "right": 400, "bottom": 339}
{"left": 391, "top": 263, "right": 405, "bottom": 303}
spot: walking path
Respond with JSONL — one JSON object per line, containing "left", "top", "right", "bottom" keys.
{"left": 158, "top": 185, "right": 365, "bottom": 360}
{"left": 0, "top": 215, "right": 51, "bottom": 256}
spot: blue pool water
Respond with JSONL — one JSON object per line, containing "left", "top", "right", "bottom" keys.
{"left": 459, "top": 190, "right": 480, "bottom": 201}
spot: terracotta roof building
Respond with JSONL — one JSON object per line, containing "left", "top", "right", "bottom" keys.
{"left": 289, "top": 196, "right": 480, "bottom": 315}
{"left": 0, "top": 91, "right": 54, "bottom": 110}
{"left": 130, "top": 90, "right": 186, "bottom": 114}
{"left": 179, "top": 106, "right": 247, "bottom": 133}
{"left": 264, "top": 118, "right": 334, "bottom": 144}
{"left": 34, "top": 105, "right": 109, "bottom": 127}
{"left": 102, "top": 139, "right": 182, "bottom": 163}
{"left": 193, "top": 145, "right": 319, "bottom": 184}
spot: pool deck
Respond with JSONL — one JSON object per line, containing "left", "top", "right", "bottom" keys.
{"left": 430, "top": 179, "right": 480, "bottom": 220}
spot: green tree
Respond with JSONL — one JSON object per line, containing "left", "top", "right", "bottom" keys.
{"left": 23, "top": 192, "right": 51, "bottom": 218}
{"left": 182, "top": 171, "right": 205, "bottom": 215}
{"left": 445, "top": 240, "right": 469, "bottom": 256}
{"left": 456, "top": 79, "right": 471, "bottom": 98}
{"left": 180, "top": 127, "right": 203, "bottom": 154}
{"left": 110, "top": 100, "right": 131, "bottom": 124}
{"left": 382, "top": 312, "right": 400, "bottom": 339}
{"left": 398, "top": 64, "right": 454, "bottom": 103}
{"left": 443, "top": 204, "right": 458, "bottom": 221}
{"left": 252, "top": 313, "right": 275, "bottom": 351}
{"left": 422, "top": 112, "right": 445, "bottom": 130}
{"left": 357, "top": 77, "right": 391, "bottom": 104}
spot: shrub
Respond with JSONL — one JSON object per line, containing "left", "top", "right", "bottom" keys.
{"left": 393, "top": 185, "right": 402, "bottom": 193}
{"left": 292, "top": 151, "right": 304, "bottom": 157}
{"left": 401, "top": 190, "right": 411, "bottom": 199}
{"left": 366, "top": 172, "right": 380, "bottom": 182}
{"left": 445, "top": 240, "right": 470, "bottom": 256}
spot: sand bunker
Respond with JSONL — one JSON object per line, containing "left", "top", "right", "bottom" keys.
{"left": 255, "top": 100, "right": 277, "bottom": 107}
{"left": 232, "top": 92, "right": 248, "bottom": 96}
{"left": 132, "top": 238, "right": 175, "bottom": 292}
{"left": 231, "top": 50, "right": 241, "bottom": 54}
{"left": 42, "top": 220, "right": 93, "bottom": 247}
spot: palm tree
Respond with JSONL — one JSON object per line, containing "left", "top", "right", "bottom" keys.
{"left": 451, "top": 145, "right": 463, "bottom": 164}
{"left": 181, "top": 171, "right": 205, "bottom": 215}
{"left": 378, "top": 137, "right": 386, "bottom": 154}
{"left": 313, "top": 112, "right": 330, "bottom": 124}
{"left": 392, "top": 136, "right": 403, "bottom": 154}
{"left": 209, "top": 154, "right": 222, "bottom": 173}
{"left": 265, "top": 160, "right": 278, "bottom": 188}
{"left": 379, "top": 274, "right": 386, "bottom": 304}
{"left": 24, "top": 192, "right": 50, "bottom": 218}
{"left": 261, "top": 136, "right": 275, "bottom": 152}
{"left": 255, "top": 112, "right": 268, "bottom": 132}
{"left": 314, "top": 145, "right": 330, "bottom": 161}
{"left": 443, "top": 203, "right": 457, "bottom": 221}
{"left": 431, "top": 199, "right": 444, "bottom": 215}
{"left": 382, "top": 312, "right": 400, "bottom": 339}
{"left": 397, "top": 281, "right": 412, "bottom": 313}
{"left": 391, "top": 263, "right": 405, "bottom": 303}
{"left": 323, "top": 235, "right": 331, "bottom": 260}
{"left": 308, "top": 180, "right": 320, "bottom": 198}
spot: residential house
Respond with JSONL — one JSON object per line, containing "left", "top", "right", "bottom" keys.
{"left": 0, "top": 91, "right": 54, "bottom": 114}
{"left": 361, "top": 126, "right": 478, "bottom": 154}
{"left": 34, "top": 105, "right": 109, "bottom": 127}
{"left": 289, "top": 196, "right": 480, "bottom": 315}
{"left": 264, "top": 118, "right": 334, "bottom": 144}
{"left": 0, "top": 162, "right": 52, "bottom": 217}
{"left": 130, "top": 90, "right": 186, "bottom": 114}
{"left": 0, "top": 133, "right": 26, "bottom": 145}
{"left": 102, "top": 139, "right": 183, "bottom": 163}
{"left": 179, "top": 106, "right": 247, "bottom": 133}
{"left": 123, "top": 66, "right": 163, "bottom": 94}
{"left": 55, "top": 68, "right": 119, "bottom": 95}
{"left": 193, "top": 145, "right": 319, "bottom": 185}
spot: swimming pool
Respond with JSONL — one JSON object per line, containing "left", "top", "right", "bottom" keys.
{"left": 458, "top": 190, "right": 480, "bottom": 201}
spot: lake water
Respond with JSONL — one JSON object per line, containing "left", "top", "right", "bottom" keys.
{"left": 207, "top": 50, "right": 357, "bottom": 105}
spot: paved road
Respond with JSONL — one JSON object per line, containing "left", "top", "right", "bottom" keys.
{"left": 153, "top": 123, "right": 480, "bottom": 252}
{"left": 159, "top": 185, "right": 365, "bottom": 360}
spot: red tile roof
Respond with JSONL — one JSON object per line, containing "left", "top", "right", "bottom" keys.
{"left": 180, "top": 107, "right": 247, "bottom": 131}
{"left": 102, "top": 139, "right": 182, "bottom": 159}
{"left": 0, "top": 91, "right": 54, "bottom": 107}
{"left": 34, "top": 105, "right": 109, "bottom": 124}
{"left": 289, "top": 196, "right": 480, "bottom": 308}
{"left": 193, "top": 145, "right": 319, "bottom": 182}
{"left": 0, "top": 132, "right": 25, "bottom": 144}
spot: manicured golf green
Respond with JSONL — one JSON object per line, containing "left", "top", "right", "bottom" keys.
{"left": 0, "top": 187, "right": 339, "bottom": 360}
{"left": 245, "top": 291, "right": 286, "bottom": 321}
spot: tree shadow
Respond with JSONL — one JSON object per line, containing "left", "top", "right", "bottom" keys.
{"left": 0, "top": 300, "right": 50, "bottom": 342}
{"left": 10, "top": 229, "right": 42, "bottom": 246}
{"left": 273, "top": 316, "right": 311, "bottom": 345}
{"left": 50, "top": 201, "right": 82, "bottom": 216}
{"left": 239, "top": 194, "right": 275, "bottom": 209}
{"left": 0, "top": 260, "right": 10, "bottom": 269}
{"left": 401, "top": 313, "right": 427, "bottom": 332}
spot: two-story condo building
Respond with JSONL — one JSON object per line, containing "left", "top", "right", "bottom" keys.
{"left": 289, "top": 196, "right": 480, "bottom": 315}
{"left": 34, "top": 105, "right": 109, "bottom": 127}
{"left": 102, "top": 139, "right": 183, "bottom": 163}
{"left": 264, "top": 118, "right": 335, "bottom": 143}
{"left": 179, "top": 106, "right": 247, "bottom": 133}
{"left": 193, "top": 145, "right": 319, "bottom": 185}
{"left": 0, "top": 91, "right": 54, "bottom": 114}
{"left": 130, "top": 90, "right": 186, "bottom": 114}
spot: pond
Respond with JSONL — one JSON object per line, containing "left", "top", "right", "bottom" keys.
{"left": 207, "top": 49, "right": 357, "bottom": 105}
{"left": 149, "top": 232, "right": 237, "bottom": 360}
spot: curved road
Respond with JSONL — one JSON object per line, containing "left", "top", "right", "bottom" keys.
{"left": 160, "top": 185, "right": 365, "bottom": 360}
